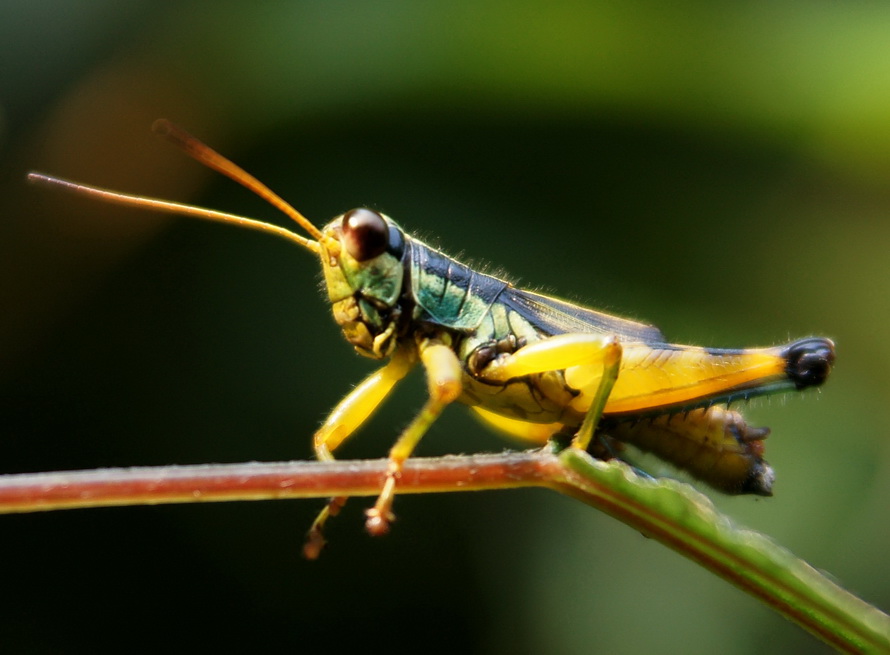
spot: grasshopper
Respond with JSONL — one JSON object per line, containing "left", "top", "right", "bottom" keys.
{"left": 29, "top": 121, "right": 835, "bottom": 558}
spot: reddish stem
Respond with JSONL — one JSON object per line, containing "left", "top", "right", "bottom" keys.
{"left": 0, "top": 451, "right": 559, "bottom": 514}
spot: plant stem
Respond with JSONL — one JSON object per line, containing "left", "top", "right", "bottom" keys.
{"left": 1, "top": 448, "right": 887, "bottom": 653}
{"left": 0, "top": 452, "right": 556, "bottom": 513}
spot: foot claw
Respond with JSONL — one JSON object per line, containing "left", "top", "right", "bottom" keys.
{"left": 365, "top": 507, "right": 395, "bottom": 536}
{"left": 302, "top": 530, "right": 326, "bottom": 560}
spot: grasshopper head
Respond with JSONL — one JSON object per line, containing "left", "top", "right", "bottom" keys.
{"left": 320, "top": 208, "right": 407, "bottom": 358}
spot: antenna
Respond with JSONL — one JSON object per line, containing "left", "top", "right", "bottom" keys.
{"left": 27, "top": 173, "right": 320, "bottom": 253}
{"left": 25, "top": 120, "right": 340, "bottom": 254}
{"left": 152, "top": 120, "right": 325, "bottom": 243}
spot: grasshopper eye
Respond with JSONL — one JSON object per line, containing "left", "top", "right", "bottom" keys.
{"left": 342, "top": 208, "right": 389, "bottom": 261}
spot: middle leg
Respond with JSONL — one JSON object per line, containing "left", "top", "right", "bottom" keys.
{"left": 365, "top": 335, "right": 464, "bottom": 535}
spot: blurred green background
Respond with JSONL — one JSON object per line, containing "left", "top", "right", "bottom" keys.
{"left": 2, "top": 2, "right": 888, "bottom": 653}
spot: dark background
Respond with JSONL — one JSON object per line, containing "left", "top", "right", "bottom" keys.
{"left": 2, "top": 3, "right": 889, "bottom": 653}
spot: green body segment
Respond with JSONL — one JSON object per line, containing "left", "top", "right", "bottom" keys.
{"left": 409, "top": 239, "right": 507, "bottom": 329}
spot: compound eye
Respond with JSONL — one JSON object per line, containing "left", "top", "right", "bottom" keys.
{"left": 341, "top": 208, "right": 389, "bottom": 261}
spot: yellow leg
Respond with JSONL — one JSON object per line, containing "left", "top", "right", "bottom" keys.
{"left": 313, "top": 347, "right": 416, "bottom": 460}
{"left": 474, "top": 335, "right": 623, "bottom": 452}
{"left": 572, "top": 338, "right": 622, "bottom": 451}
{"left": 481, "top": 333, "right": 796, "bottom": 416}
{"left": 475, "top": 333, "right": 623, "bottom": 446}
{"left": 567, "top": 343, "right": 791, "bottom": 415}
{"left": 365, "top": 338, "right": 463, "bottom": 536}
{"left": 470, "top": 406, "right": 563, "bottom": 444}
{"left": 480, "top": 333, "right": 617, "bottom": 382}
{"left": 303, "top": 348, "right": 415, "bottom": 559}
